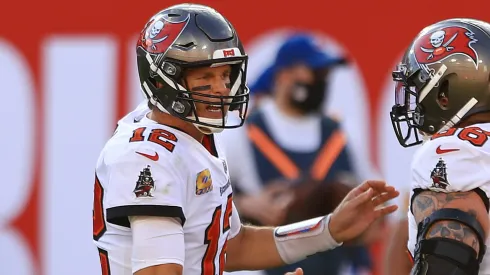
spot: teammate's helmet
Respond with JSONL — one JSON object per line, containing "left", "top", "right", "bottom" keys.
{"left": 391, "top": 18, "right": 490, "bottom": 147}
{"left": 136, "top": 4, "right": 249, "bottom": 134}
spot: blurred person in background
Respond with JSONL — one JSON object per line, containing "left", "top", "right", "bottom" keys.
{"left": 222, "top": 33, "right": 378, "bottom": 275}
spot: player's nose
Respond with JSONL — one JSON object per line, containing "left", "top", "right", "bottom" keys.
{"left": 211, "top": 78, "right": 230, "bottom": 96}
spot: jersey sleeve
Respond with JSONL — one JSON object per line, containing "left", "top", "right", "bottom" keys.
{"left": 228, "top": 202, "right": 242, "bottom": 240}
{"left": 410, "top": 137, "right": 490, "bottom": 197}
{"left": 103, "top": 147, "right": 187, "bottom": 227}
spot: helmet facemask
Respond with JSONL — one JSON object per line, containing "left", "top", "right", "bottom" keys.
{"left": 390, "top": 64, "right": 446, "bottom": 147}
{"left": 139, "top": 48, "right": 250, "bottom": 134}
{"left": 390, "top": 60, "right": 483, "bottom": 148}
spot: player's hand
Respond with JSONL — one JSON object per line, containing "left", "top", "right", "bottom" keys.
{"left": 284, "top": 268, "right": 303, "bottom": 275}
{"left": 239, "top": 183, "right": 294, "bottom": 226}
{"left": 328, "top": 180, "right": 399, "bottom": 243}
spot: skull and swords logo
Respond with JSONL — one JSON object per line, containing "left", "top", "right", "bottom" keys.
{"left": 420, "top": 30, "right": 458, "bottom": 60}
{"left": 137, "top": 14, "right": 189, "bottom": 54}
{"left": 147, "top": 20, "right": 169, "bottom": 50}
{"left": 414, "top": 26, "right": 479, "bottom": 68}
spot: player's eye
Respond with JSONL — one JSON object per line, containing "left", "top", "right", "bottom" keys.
{"left": 191, "top": 85, "right": 212, "bottom": 92}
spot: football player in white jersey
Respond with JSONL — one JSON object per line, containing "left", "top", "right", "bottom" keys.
{"left": 389, "top": 18, "right": 490, "bottom": 275}
{"left": 92, "top": 4, "right": 400, "bottom": 275}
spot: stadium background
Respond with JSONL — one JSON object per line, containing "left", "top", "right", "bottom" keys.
{"left": 1, "top": 0, "right": 487, "bottom": 274}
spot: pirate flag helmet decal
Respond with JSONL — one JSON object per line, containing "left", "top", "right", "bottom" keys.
{"left": 139, "top": 13, "right": 190, "bottom": 55}
{"left": 390, "top": 18, "right": 490, "bottom": 147}
{"left": 414, "top": 26, "right": 478, "bottom": 68}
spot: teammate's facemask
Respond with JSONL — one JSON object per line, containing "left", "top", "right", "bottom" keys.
{"left": 390, "top": 64, "right": 434, "bottom": 147}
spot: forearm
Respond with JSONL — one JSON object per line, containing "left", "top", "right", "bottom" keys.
{"left": 384, "top": 219, "right": 412, "bottom": 275}
{"left": 225, "top": 215, "right": 342, "bottom": 271}
{"left": 225, "top": 180, "right": 400, "bottom": 272}
{"left": 225, "top": 225, "right": 284, "bottom": 271}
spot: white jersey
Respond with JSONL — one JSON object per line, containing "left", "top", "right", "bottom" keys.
{"left": 407, "top": 123, "right": 490, "bottom": 274}
{"left": 93, "top": 103, "right": 240, "bottom": 275}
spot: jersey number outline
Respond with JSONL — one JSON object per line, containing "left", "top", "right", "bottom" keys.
{"left": 129, "top": 127, "right": 178, "bottom": 152}
{"left": 202, "top": 193, "right": 233, "bottom": 275}
{"left": 93, "top": 174, "right": 106, "bottom": 241}
{"left": 431, "top": 126, "right": 490, "bottom": 147}
{"left": 93, "top": 174, "right": 111, "bottom": 274}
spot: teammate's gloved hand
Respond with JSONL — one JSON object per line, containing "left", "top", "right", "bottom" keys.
{"left": 284, "top": 268, "right": 303, "bottom": 275}
{"left": 328, "top": 180, "right": 399, "bottom": 243}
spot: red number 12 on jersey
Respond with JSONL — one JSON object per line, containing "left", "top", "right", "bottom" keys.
{"left": 202, "top": 193, "right": 233, "bottom": 275}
